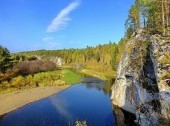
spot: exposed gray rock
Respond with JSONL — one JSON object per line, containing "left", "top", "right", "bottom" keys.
{"left": 111, "top": 32, "right": 170, "bottom": 125}
{"left": 150, "top": 35, "right": 170, "bottom": 120}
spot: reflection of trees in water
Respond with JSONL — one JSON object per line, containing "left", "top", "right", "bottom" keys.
{"left": 83, "top": 78, "right": 115, "bottom": 96}
{"left": 70, "top": 68, "right": 116, "bottom": 96}
{"left": 103, "top": 79, "right": 115, "bottom": 95}
{"left": 85, "top": 82, "right": 104, "bottom": 91}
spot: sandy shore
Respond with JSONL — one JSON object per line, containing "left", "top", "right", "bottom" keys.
{"left": 0, "top": 85, "right": 70, "bottom": 116}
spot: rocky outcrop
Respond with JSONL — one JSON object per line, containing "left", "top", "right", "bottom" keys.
{"left": 111, "top": 31, "right": 170, "bottom": 126}
{"left": 150, "top": 35, "right": 170, "bottom": 120}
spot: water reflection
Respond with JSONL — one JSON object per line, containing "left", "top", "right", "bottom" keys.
{"left": 49, "top": 96, "right": 72, "bottom": 120}
{"left": 70, "top": 68, "right": 115, "bottom": 95}
{"left": 82, "top": 77, "right": 114, "bottom": 96}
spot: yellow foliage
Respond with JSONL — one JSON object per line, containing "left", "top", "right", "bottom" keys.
{"left": 11, "top": 76, "right": 25, "bottom": 87}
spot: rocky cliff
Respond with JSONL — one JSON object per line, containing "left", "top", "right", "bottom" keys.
{"left": 111, "top": 31, "right": 170, "bottom": 126}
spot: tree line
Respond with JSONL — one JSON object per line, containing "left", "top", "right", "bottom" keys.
{"left": 125, "top": 0, "right": 170, "bottom": 37}
{"left": 18, "top": 39, "right": 127, "bottom": 77}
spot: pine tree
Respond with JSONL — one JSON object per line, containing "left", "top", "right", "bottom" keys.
{"left": 0, "top": 45, "right": 13, "bottom": 72}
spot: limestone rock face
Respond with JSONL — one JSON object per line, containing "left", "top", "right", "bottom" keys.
{"left": 111, "top": 32, "right": 170, "bottom": 126}
{"left": 150, "top": 35, "right": 170, "bottom": 119}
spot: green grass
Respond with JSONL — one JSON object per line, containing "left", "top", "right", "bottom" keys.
{"left": 61, "top": 69, "right": 82, "bottom": 84}
{"left": 81, "top": 69, "right": 116, "bottom": 80}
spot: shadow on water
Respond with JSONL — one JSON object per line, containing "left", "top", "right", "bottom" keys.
{"left": 113, "top": 106, "right": 137, "bottom": 126}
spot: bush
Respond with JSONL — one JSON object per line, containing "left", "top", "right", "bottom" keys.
{"left": 0, "top": 68, "right": 19, "bottom": 82}
{"left": 1, "top": 81, "right": 10, "bottom": 89}
{"left": 0, "top": 69, "right": 83, "bottom": 93}
{"left": 15, "top": 60, "right": 56, "bottom": 75}
{"left": 11, "top": 75, "right": 25, "bottom": 88}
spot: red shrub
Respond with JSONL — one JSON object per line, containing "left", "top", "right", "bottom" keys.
{"left": 15, "top": 60, "right": 56, "bottom": 75}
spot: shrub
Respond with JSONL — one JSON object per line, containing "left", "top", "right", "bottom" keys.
{"left": 15, "top": 60, "right": 56, "bottom": 75}
{"left": 11, "top": 75, "right": 25, "bottom": 88}
{"left": 0, "top": 69, "right": 66, "bottom": 92}
{"left": 1, "top": 81, "right": 10, "bottom": 89}
{"left": 0, "top": 68, "right": 19, "bottom": 82}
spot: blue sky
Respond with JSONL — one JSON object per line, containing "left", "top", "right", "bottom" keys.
{"left": 0, "top": 0, "right": 134, "bottom": 52}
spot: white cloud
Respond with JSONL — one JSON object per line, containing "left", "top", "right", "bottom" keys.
{"left": 47, "top": 1, "right": 80, "bottom": 32}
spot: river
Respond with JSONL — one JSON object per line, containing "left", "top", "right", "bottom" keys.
{"left": 0, "top": 77, "right": 115, "bottom": 126}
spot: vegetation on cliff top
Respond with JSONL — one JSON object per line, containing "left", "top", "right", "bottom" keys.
{"left": 126, "top": 0, "right": 170, "bottom": 37}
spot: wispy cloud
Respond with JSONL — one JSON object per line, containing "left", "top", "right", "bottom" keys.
{"left": 47, "top": 1, "right": 80, "bottom": 32}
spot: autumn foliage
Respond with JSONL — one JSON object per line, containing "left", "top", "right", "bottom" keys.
{"left": 15, "top": 60, "right": 56, "bottom": 75}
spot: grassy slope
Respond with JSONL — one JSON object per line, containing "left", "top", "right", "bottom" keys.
{"left": 61, "top": 69, "right": 82, "bottom": 84}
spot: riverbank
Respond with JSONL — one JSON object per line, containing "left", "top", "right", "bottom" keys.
{"left": 0, "top": 85, "right": 70, "bottom": 116}
{"left": 81, "top": 69, "right": 116, "bottom": 80}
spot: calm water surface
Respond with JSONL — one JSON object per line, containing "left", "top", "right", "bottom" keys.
{"left": 0, "top": 78, "right": 115, "bottom": 126}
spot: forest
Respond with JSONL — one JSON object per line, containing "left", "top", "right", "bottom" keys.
{"left": 16, "top": 39, "right": 126, "bottom": 78}
{"left": 125, "top": 0, "right": 170, "bottom": 37}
